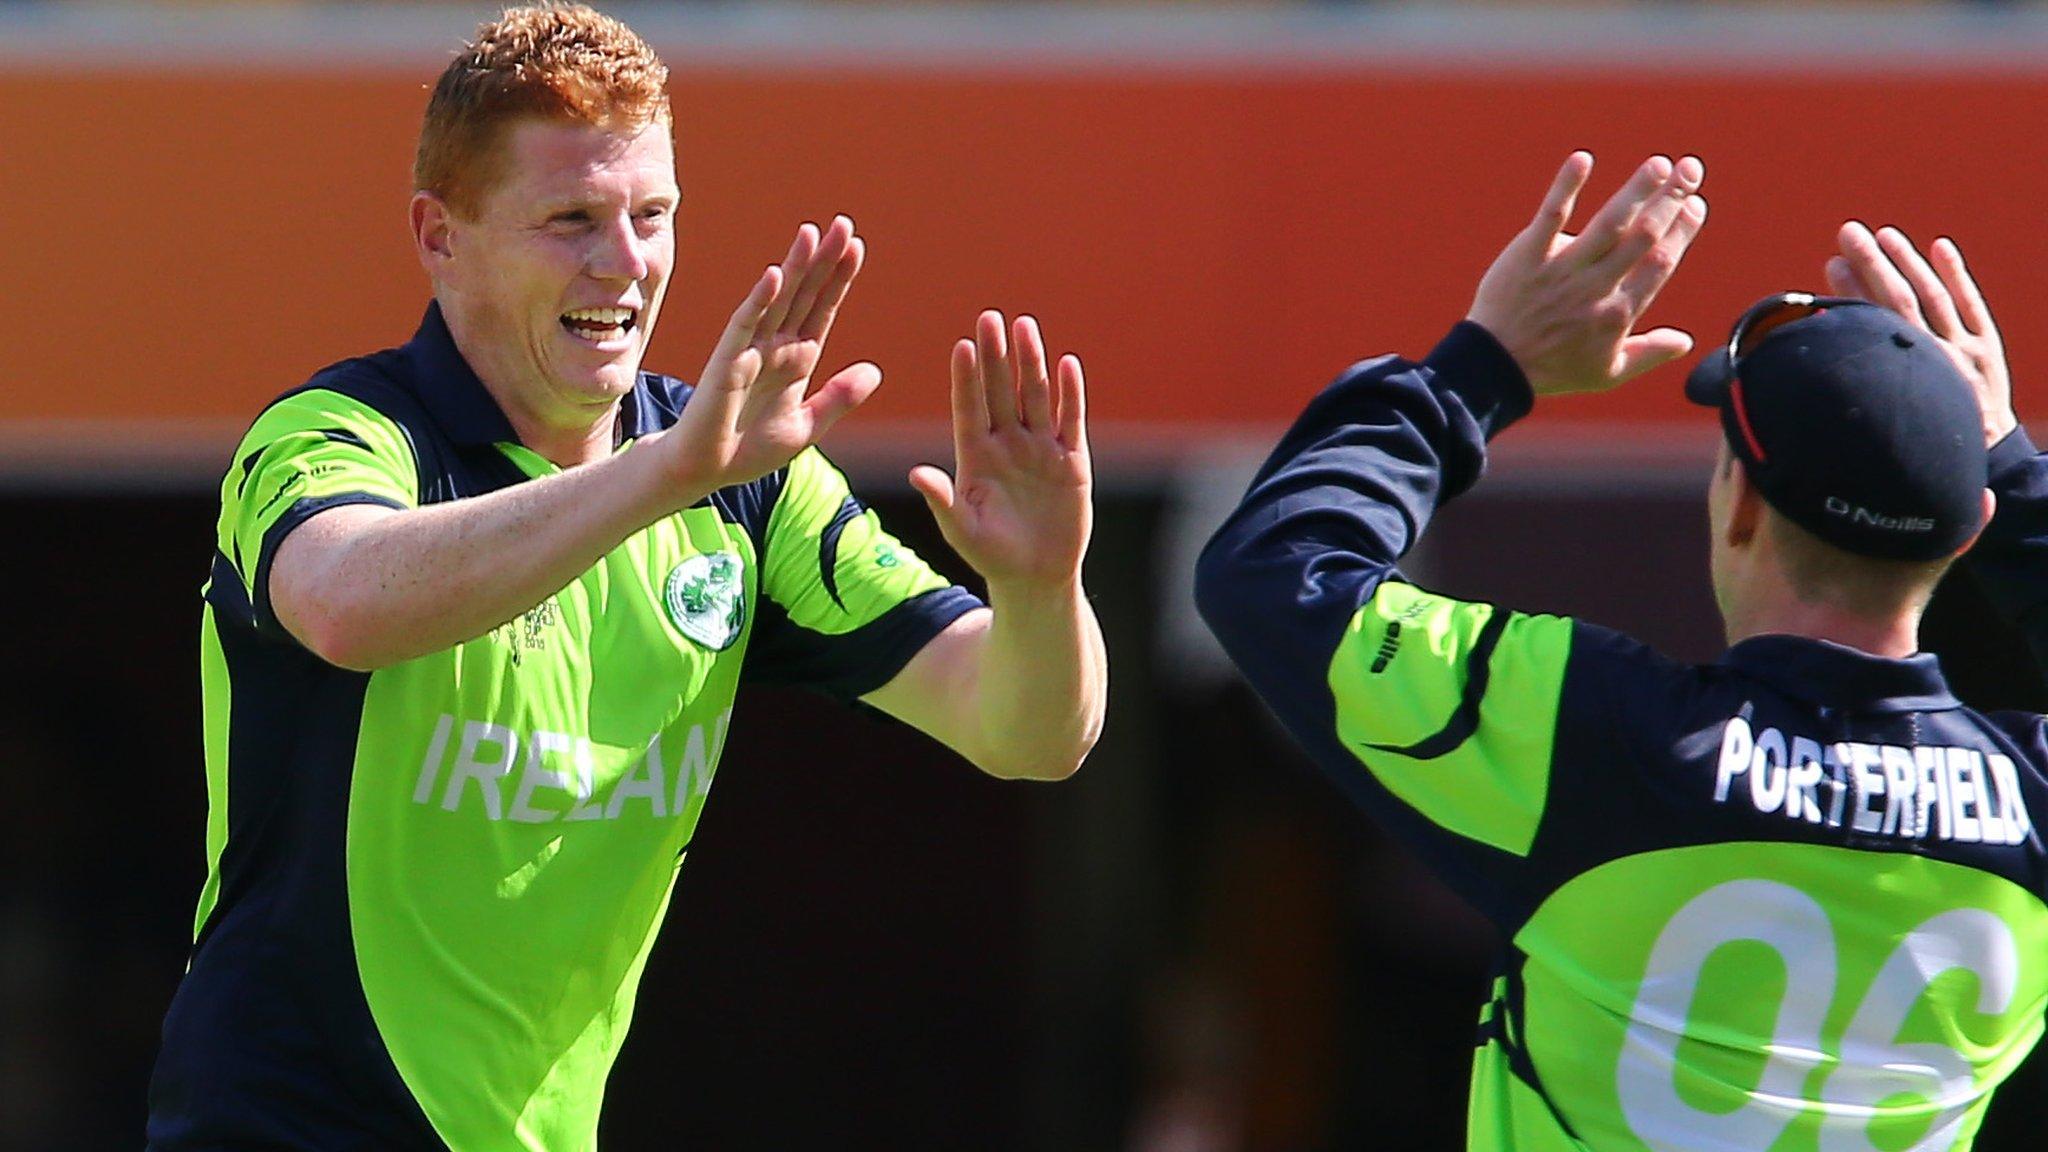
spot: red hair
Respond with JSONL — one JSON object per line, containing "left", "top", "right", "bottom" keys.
{"left": 414, "top": 3, "right": 670, "bottom": 217}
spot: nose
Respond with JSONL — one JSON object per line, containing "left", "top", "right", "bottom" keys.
{"left": 586, "top": 213, "right": 651, "bottom": 283}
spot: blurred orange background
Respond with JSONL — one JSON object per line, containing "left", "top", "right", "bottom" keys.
{"left": 6, "top": 62, "right": 2042, "bottom": 454}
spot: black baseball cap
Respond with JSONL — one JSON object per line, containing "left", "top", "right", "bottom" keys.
{"left": 1684, "top": 294, "right": 1987, "bottom": 562}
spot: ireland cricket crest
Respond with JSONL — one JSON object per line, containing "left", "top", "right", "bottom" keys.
{"left": 664, "top": 551, "right": 746, "bottom": 651}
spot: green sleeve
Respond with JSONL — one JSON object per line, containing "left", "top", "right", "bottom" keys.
{"left": 218, "top": 388, "right": 419, "bottom": 613}
{"left": 745, "top": 448, "right": 980, "bottom": 699}
{"left": 761, "top": 448, "right": 956, "bottom": 632}
{"left": 1328, "top": 580, "right": 1573, "bottom": 856}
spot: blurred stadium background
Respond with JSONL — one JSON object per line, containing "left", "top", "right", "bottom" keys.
{"left": 7, "top": 1, "right": 2048, "bottom": 1148}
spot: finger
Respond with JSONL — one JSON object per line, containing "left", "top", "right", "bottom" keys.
{"left": 780, "top": 215, "right": 855, "bottom": 337}
{"left": 755, "top": 222, "right": 820, "bottom": 335}
{"left": 951, "top": 337, "right": 989, "bottom": 441}
{"left": 1056, "top": 353, "right": 1088, "bottom": 454}
{"left": 1931, "top": 236, "right": 1996, "bottom": 337}
{"left": 977, "top": 310, "right": 1017, "bottom": 428}
{"left": 1014, "top": 315, "right": 1054, "bottom": 431}
{"left": 1564, "top": 155, "right": 1673, "bottom": 265}
{"left": 1612, "top": 327, "right": 1694, "bottom": 384}
{"left": 704, "top": 265, "right": 783, "bottom": 389}
{"left": 797, "top": 234, "right": 865, "bottom": 343}
{"left": 1824, "top": 254, "right": 1872, "bottom": 302}
{"left": 1615, "top": 193, "right": 1707, "bottom": 314}
{"left": 1836, "top": 221, "right": 1923, "bottom": 327}
{"left": 798, "top": 361, "right": 882, "bottom": 443}
{"left": 1509, "top": 150, "right": 1594, "bottom": 260}
{"left": 1875, "top": 226, "right": 1963, "bottom": 338}
{"left": 1594, "top": 155, "right": 1704, "bottom": 277}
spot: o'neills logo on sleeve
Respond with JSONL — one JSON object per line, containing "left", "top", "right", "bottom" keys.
{"left": 1711, "top": 714, "right": 2034, "bottom": 846}
{"left": 1824, "top": 496, "right": 1936, "bottom": 534}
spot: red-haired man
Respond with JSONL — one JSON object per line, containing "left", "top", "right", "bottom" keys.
{"left": 147, "top": 6, "right": 1105, "bottom": 1149}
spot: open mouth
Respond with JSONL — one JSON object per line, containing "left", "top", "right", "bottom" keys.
{"left": 560, "top": 306, "right": 638, "bottom": 346}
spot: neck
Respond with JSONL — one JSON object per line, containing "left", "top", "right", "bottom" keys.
{"left": 437, "top": 297, "right": 622, "bottom": 469}
{"left": 1724, "top": 600, "right": 1922, "bottom": 659}
{"left": 498, "top": 402, "right": 618, "bottom": 469}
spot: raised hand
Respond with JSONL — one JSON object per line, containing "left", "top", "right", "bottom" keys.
{"left": 656, "top": 215, "right": 880, "bottom": 495}
{"left": 1467, "top": 152, "right": 1708, "bottom": 396}
{"left": 909, "top": 311, "right": 1092, "bottom": 593}
{"left": 1826, "top": 222, "right": 2016, "bottom": 446}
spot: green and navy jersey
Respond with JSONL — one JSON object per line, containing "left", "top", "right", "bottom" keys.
{"left": 1196, "top": 323, "right": 2048, "bottom": 1151}
{"left": 148, "top": 304, "right": 981, "bottom": 1152}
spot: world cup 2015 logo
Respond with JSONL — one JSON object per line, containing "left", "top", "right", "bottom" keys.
{"left": 664, "top": 552, "right": 746, "bottom": 651}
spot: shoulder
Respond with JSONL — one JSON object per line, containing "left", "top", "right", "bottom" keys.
{"left": 1566, "top": 617, "right": 1704, "bottom": 687}
{"left": 1550, "top": 617, "right": 1736, "bottom": 753}
{"left": 246, "top": 349, "right": 427, "bottom": 441}
{"left": 224, "top": 352, "right": 431, "bottom": 505}
{"left": 1982, "top": 706, "right": 2048, "bottom": 763}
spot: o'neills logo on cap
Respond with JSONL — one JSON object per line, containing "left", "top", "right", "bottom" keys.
{"left": 1824, "top": 496, "right": 1936, "bottom": 533}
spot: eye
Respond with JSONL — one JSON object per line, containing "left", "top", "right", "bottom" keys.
{"left": 547, "top": 210, "right": 593, "bottom": 230}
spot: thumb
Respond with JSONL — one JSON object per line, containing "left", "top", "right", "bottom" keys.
{"left": 1613, "top": 327, "right": 1694, "bottom": 385}
{"left": 907, "top": 464, "right": 965, "bottom": 537}
{"left": 800, "top": 362, "right": 883, "bottom": 443}
{"left": 908, "top": 463, "right": 955, "bottom": 510}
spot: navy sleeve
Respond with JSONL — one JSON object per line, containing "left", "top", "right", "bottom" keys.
{"left": 1193, "top": 320, "right": 1531, "bottom": 695}
{"left": 1195, "top": 323, "right": 1588, "bottom": 920}
{"left": 1963, "top": 427, "right": 2048, "bottom": 673}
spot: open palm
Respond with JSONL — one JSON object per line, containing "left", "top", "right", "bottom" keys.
{"left": 910, "top": 311, "right": 1092, "bottom": 591}
{"left": 663, "top": 215, "right": 880, "bottom": 491}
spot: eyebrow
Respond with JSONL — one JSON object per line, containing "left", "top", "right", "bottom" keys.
{"left": 536, "top": 189, "right": 680, "bottom": 215}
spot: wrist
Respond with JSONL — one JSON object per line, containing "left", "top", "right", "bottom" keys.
{"left": 622, "top": 430, "right": 715, "bottom": 521}
{"left": 982, "top": 572, "right": 1087, "bottom": 613}
{"left": 1989, "top": 422, "right": 2036, "bottom": 479}
{"left": 1987, "top": 411, "right": 2020, "bottom": 449}
{"left": 1426, "top": 320, "right": 1536, "bottom": 439}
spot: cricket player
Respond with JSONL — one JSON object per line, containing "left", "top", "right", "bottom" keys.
{"left": 146, "top": 6, "right": 1105, "bottom": 1149}
{"left": 1196, "top": 152, "right": 2048, "bottom": 1149}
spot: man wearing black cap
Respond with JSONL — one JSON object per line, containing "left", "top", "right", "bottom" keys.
{"left": 1195, "top": 151, "right": 2048, "bottom": 1151}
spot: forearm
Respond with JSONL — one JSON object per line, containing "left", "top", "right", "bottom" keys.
{"left": 1961, "top": 427, "right": 2048, "bottom": 672}
{"left": 274, "top": 444, "right": 695, "bottom": 669}
{"left": 1195, "top": 323, "right": 1529, "bottom": 677}
{"left": 966, "top": 579, "right": 1107, "bottom": 780}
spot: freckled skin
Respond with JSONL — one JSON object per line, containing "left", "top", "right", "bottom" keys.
{"left": 428, "top": 118, "right": 680, "bottom": 444}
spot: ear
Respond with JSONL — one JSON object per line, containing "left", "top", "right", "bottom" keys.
{"left": 1952, "top": 488, "right": 1999, "bottom": 557}
{"left": 410, "top": 191, "right": 455, "bottom": 275}
{"left": 1723, "top": 456, "right": 1765, "bottom": 551}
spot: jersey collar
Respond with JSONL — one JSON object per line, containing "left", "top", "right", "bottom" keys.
{"left": 401, "top": 302, "right": 522, "bottom": 448}
{"left": 401, "top": 302, "right": 680, "bottom": 449}
{"left": 1721, "top": 635, "right": 1960, "bottom": 714}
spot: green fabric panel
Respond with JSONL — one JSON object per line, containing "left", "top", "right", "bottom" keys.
{"left": 349, "top": 499, "right": 760, "bottom": 1151}
{"left": 1467, "top": 1005, "right": 1594, "bottom": 1152}
{"left": 220, "top": 389, "right": 420, "bottom": 594}
{"left": 191, "top": 605, "right": 232, "bottom": 943}
{"left": 1327, "top": 581, "right": 1571, "bottom": 856}
{"left": 762, "top": 448, "right": 953, "bottom": 637}
{"left": 1506, "top": 843, "right": 2048, "bottom": 1152}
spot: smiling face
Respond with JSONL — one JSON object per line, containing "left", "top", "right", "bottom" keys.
{"left": 416, "top": 116, "right": 679, "bottom": 438}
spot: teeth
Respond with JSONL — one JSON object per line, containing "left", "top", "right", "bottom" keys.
{"left": 563, "top": 307, "right": 633, "bottom": 326}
